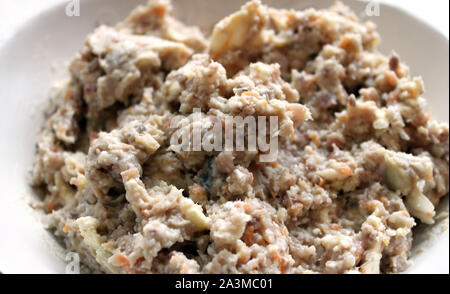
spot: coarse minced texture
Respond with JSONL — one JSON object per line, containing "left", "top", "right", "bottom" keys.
{"left": 31, "top": 0, "right": 449, "bottom": 274}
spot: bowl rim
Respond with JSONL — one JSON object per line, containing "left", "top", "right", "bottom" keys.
{"left": 0, "top": 0, "right": 448, "bottom": 274}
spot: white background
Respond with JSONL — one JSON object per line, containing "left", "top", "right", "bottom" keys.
{"left": 0, "top": 0, "right": 449, "bottom": 47}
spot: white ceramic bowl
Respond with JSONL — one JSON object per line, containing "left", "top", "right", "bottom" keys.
{"left": 0, "top": 0, "right": 448, "bottom": 274}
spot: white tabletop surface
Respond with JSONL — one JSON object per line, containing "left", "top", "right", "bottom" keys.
{"left": 0, "top": 0, "right": 449, "bottom": 48}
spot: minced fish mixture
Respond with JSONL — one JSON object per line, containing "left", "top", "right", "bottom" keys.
{"left": 31, "top": 0, "right": 449, "bottom": 273}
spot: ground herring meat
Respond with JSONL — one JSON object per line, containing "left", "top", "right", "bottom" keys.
{"left": 31, "top": 0, "right": 449, "bottom": 274}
